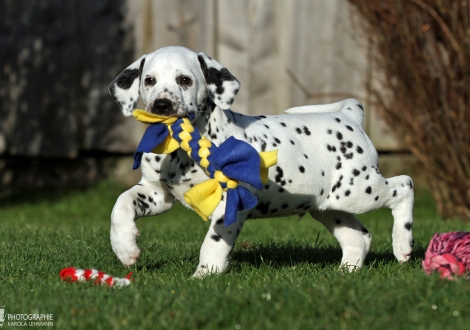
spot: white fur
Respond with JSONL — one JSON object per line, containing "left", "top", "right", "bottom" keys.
{"left": 108, "top": 46, "right": 414, "bottom": 277}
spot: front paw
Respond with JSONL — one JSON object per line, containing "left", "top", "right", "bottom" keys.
{"left": 111, "top": 227, "right": 141, "bottom": 267}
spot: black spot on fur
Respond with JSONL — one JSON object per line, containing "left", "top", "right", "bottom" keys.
{"left": 198, "top": 55, "right": 239, "bottom": 96}
{"left": 296, "top": 127, "right": 302, "bottom": 134}
{"left": 336, "top": 162, "right": 342, "bottom": 170}
{"left": 115, "top": 69, "right": 140, "bottom": 90}
{"left": 274, "top": 137, "right": 281, "bottom": 144}
{"left": 365, "top": 186, "right": 372, "bottom": 194}
{"left": 356, "top": 146, "right": 363, "bottom": 154}
{"left": 393, "top": 190, "right": 397, "bottom": 197}
{"left": 345, "top": 190, "right": 351, "bottom": 196}
{"left": 352, "top": 169, "right": 360, "bottom": 176}
{"left": 375, "top": 196, "right": 379, "bottom": 201}
{"left": 280, "top": 122, "right": 287, "bottom": 127}
{"left": 303, "top": 126, "right": 311, "bottom": 135}
{"left": 275, "top": 166, "right": 284, "bottom": 183}
{"left": 256, "top": 202, "right": 270, "bottom": 215}
{"left": 261, "top": 140, "right": 267, "bottom": 151}
{"left": 211, "top": 234, "right": 222, "bottom": 242}
{"left": 290, "top": 140, "right": 295, "bottom": 145}
{"left": 336, "top": 132, "right": 343, "bottom": 140}
{"left": 299, "top": 166, "right": 305, "bottom": 173}
{"left": 320, "top": 188, "right": 324, "bottom": 195}
{"left": 405, "top": 222, "right": 412, "bottom": 231}
{"left": 327, "top": 129, "right": 332, "bottom": 134}
{"left": 346, "top": 125, "right": 354, "bottom": 131}
{"left": 335, "top": 118, "right": 341, "bottom": 123}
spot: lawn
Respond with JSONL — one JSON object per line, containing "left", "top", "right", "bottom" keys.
{"left": 1, "top": 180, "right": 469, "bottom": 330}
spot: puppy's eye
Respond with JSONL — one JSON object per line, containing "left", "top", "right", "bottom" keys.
{"left": 144, "top": 77, "right": 156, "bottom": 86}
{"left": 179, "top": 76, "right": 193, "bottom": 86}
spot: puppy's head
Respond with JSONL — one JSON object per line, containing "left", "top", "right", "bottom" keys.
{"left": 108, "top": 46, "right": 240, "bottom": 118}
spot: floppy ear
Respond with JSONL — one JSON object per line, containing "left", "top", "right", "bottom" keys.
{"left": 108, "top": 55, "right": 146, "bottom": 116}
{"left": 197, "top": 52, "right": 240, "bottom": 110}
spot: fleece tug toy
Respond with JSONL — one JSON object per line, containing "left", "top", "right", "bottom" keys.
{"left": 132, "top": 109, "right": 278, "bottom": 226}
{"left": 60, "top": 267, "right": 132, "bottom": 287}
{"left": 422, "top": 232, "right": 470, "bottom": 279}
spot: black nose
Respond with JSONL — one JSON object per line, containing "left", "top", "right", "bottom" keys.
{"left": 152, "top": 98, "right": 172, "bottom": 114}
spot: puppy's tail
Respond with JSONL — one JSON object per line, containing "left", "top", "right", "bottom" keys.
{"left": 285, "top": 98, "right": 365, "bottom": 127}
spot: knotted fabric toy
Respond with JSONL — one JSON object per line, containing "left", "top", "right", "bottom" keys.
{"left": 132, "top": 109, "right": 278, "bottom": 226}
{"left": 422, "top": 232, "right": 470, "bottom": 280}
{"left": 60, "top": 267, "right": 132, "bottom": 287}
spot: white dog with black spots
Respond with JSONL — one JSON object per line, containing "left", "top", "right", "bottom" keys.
{"left": 108, "top": 46, "right": 414, "bottom": 277}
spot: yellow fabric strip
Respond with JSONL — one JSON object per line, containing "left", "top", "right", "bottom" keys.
{"left": 133, "top": 109, "right": 178, "bottom": 125}
{"left": 258, "top": 150, "right": 278, "bottom": 184}
{"left": 183, "top": 179, "right": 222, "bottom": 220}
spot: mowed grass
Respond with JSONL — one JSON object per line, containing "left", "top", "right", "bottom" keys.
{"left": 1, "top": 180, "right": 470, "bottom": 330}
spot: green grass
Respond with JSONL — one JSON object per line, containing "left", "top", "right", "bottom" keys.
{"left": 1, "top": 180, "right": 469, "bottom": 329}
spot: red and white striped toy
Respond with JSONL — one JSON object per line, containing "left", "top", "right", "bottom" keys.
{"left": 60, "top": 267, "right": 132, "bottom": 287}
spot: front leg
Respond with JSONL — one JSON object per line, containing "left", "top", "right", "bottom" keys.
{"left": 193, "top": 201, "right": 247, "bottom": 278}
{"left": 111, "top": 179, "right": 175, "bottom": 266}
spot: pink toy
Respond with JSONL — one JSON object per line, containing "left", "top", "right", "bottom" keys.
{"left": 60, "top": 267, "right": 132, "bottom": 287}
{"left": 422, "top": 232, "right": 470, "bottom": 279}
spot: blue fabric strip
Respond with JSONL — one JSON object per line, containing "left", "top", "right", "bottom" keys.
{"left": 133, "top": 124, "right": 169, "bottom": 170}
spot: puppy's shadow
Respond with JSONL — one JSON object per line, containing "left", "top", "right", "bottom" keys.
{"left": 134, "top": 243, "right": 426, "bottom": 274}
{"left": 232, "top": 241, "right": 426, "bottom": 270}
{"left": 232, "top": 241, "right": 340, "bottom": 269}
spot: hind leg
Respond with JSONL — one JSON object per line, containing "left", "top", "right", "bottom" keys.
{"left": 385, "top": 176, "right": 415, "bottom": 262}
{"left": 330, "top": 173, "right": 414, "bottom": 263}
{"left": 311, "top": 210, "right": 372, "bottom": 271}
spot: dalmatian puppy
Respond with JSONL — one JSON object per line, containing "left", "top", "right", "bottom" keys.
{"left": 108, "top": 46, "right": 414, "bottom": 277}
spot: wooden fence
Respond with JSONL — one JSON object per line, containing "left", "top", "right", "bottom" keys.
{"left": 0, "top": 0, "right": 402, "bottom": 161}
